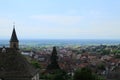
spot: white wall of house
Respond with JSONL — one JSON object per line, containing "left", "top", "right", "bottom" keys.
{"left": 32, "top": 73, "right": 39, "bottom": 80}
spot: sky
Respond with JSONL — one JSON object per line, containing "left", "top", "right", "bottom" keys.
{"left": 0, "top": 0, "right": 120, "bottom": 40}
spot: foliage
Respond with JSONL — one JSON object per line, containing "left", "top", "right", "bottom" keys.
{"left": 73, "top": 67, "right": 93, "bottom": 80}
{"left": 47, "top": 47, "right": 60, "bottom": 70}
{"left": 31, "top": 60, "right": 41, "bottom": 68}
{"left": 97, "top": 63, "right": 105, "bottom": 70}
{"left": 92, "top": 74, "right": 105, "bottom": 80}
{"left": 43, "top": 70, "right": 69, "bottom": 80}
{"left": 73, "top": 67, "right": 105, "bottom": 80}
{"left": 111, "top": 50, "right": 120, "bottom": 55}
{"left": 52, "top": 70, "right": 69, "bottom": 80}
{"left": 101, "top": 49, "right": 110, "bottom": 55}
{"left": 115, "top": 55, "right": 120, "bottom": 58}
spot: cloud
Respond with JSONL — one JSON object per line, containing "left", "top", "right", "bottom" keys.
{"left": 0, "top": 15, "right": 119, "bottom": 39}
{"left": 30, "top": 15, "right": 83, "bottom": 26}
{"left": 27, "top": 14, "right": 120, "bottom": 39}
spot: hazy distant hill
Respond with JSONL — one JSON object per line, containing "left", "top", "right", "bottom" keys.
{"left": 0, "top": 39, "right": 120, "bottom": 47}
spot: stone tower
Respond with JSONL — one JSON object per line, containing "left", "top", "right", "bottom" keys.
{"left": 10, "top": 24, "right": 19, "bottom": 49}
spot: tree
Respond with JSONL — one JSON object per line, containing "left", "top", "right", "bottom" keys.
{"left": 115, "top": 55, "right": 120, "bottom": 58}
{"left": 73, "top": 67, "right": 93, "bottom": 80}
{"left": 101, "top": 49, "right": 110, "bottom": 55}
{"left": 45, "top": 47, "right": 69, "bottom": 80}
{"left": 47, "top": 47, "right": 60, "bottom": 70}
{"left": 31, "top": 60, "right": 41, "bottom": 68}
{"left": 97, "top": 63, "right": 105, "bottom": 70}
{"left": 44, "top": 70, "right": 69, "bottom": 80}
{"left": 52, "top": 70, "right": 69, "bottom": 80}
{"left": 73, "top": 67, "right": 105, "bottom": 80}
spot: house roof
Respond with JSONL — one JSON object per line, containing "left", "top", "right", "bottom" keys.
{"left": 0, "top": 48, "right": 39, "bottom": 79}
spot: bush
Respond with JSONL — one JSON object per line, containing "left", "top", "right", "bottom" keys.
{"left": 31, "top": 60, "right": 41, "bottom": 68}
{"left": 73, "top": 67, "right": 105, "bottom": 80}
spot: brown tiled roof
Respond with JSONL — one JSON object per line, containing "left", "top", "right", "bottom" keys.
{"left": 0, "top": 48, "right": 39, "bottom": 79}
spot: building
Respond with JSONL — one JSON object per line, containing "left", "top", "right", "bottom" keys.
{"left": 0, "top": 24, "right": 39, "bottom": 80}
{"left": 10, "top": 24, "right": 19, "bottom": 49}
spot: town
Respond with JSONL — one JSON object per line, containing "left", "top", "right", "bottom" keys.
{"left": 0, "top": 0, "right": 120, "bottom": 80}
{"left": 0, "top": 26, "right": 119, "bottom": 80}
{"left": 22, "top": 44, "right": 120, "bottom": 80}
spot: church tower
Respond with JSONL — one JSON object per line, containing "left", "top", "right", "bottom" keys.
{"left": 10, "top": 24, "right": 19, "bottom": 49}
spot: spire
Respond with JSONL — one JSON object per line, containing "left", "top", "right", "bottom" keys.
{"left": 13, "top": 22, "right": 15, "bottom": 28}
{"left": 10, "top": 24, "right": 19, "bottom": 42}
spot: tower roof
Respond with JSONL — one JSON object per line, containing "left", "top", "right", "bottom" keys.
{"left": 10, "top": 25, "right": 19, "bottom": 42}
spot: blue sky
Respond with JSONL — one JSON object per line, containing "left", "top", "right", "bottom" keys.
{"left": 0, "top": 0, "right": 120, "bottom": 39}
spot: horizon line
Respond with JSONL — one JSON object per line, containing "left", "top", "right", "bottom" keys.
{"left": 0, "top": 38, "right": 120, "bottom": 40}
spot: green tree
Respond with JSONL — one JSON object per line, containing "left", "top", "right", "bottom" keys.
{"left": 31, "top": 60, "right": 41, "bottom": 68}
{"left": 73, "top": 67, "right": 93, "bottom": 80}
{"left": 45, "top": 70, "right": 69, "bottom": 80}
{"left": 97, "top": 63, "right": 105, "bottom": 70}
{"left": 73, "top": 67, "right": 105, "bottom": 80}
{"left": 115, "top": 55, "right": 120, "bottom": 58}
{"left": 52, "top": 70, "right": 69, "bottom": 80}
{"left": 101, "top": 49, "right": 110, "bottom": 55}
{"left": 47, "top": 47, "right": 60, "bottom": 70}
